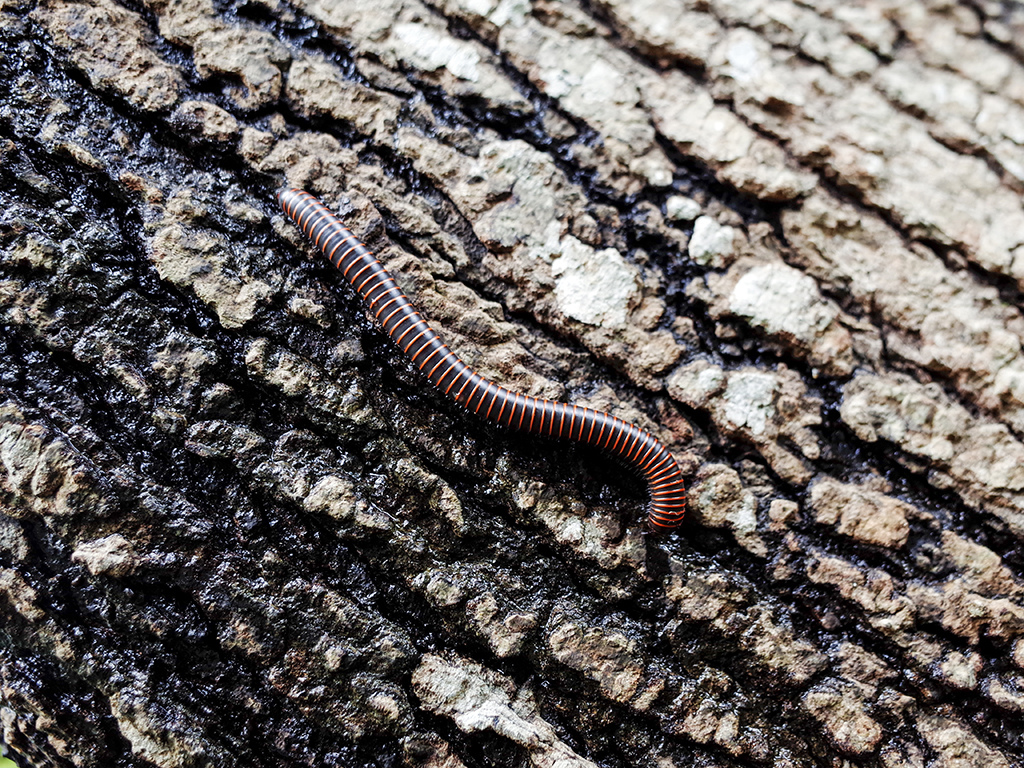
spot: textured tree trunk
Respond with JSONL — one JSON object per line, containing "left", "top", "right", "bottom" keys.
{"left": 3, "top": 0, "right": 1024, "bottom": 766}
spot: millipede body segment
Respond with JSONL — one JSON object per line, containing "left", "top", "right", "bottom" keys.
{"left": 278, "top": 188, "right": 686, "bottom": 530}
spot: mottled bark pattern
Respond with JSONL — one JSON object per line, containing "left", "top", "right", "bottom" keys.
{"left": 1, "top": 0, "right": 1024, "bottom": 766}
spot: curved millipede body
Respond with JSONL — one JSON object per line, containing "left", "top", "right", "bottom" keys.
{"left": 279, "top": 189, "right": 686, "bottom": 530}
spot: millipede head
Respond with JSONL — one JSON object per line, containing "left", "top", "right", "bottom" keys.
{"left": 278, "top": 187, "right": 308, "bottom": 216}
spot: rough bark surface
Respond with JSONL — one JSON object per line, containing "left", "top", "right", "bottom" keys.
{"left": 2, "top": 0, "right": 1024, "bottom": 766}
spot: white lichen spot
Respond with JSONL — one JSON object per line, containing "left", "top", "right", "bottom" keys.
{"left": 472, "top": 0, "right": 530, "bottom": 27}
{"left": 547, "top": 236, "right": 640, "bottom": 328}
{"left": 730, "top": 264, "right": 838, "bottom": 339}
{"left": 723, "top": 372, "right": 777, "bottom": 435}
{"left": 394, "top": 22, "right": 481, "bottom": 82}
{"left": 539, "top": 66, "right": 580, "bottom": 100}
{"left": 558, "top": 517, "right": 585, "bottom": 545}
{"left": 689, "top": 216, "right": 735, "bottom": 267}
{"left": 695, "top": 365, "right": 726, "bottom": 399}
{"left": 729, "top": 490, "right": 759, "bottom": 543}
{"left": 722, "top": 33, "right": 764, "bottom": 84}
{"left": 461, "top": 0, "right": 498, "bottom": 15}
{"left": 666, "top": 195, "right": 702, "bottom": 222}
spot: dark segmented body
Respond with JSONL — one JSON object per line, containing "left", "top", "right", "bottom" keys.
{"left": 279, "top": 189, "right": 686, "bottom": 530}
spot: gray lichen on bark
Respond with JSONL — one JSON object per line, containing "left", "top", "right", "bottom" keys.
{"left": 3, "top": 0, "right": 1024, "bottom": 766}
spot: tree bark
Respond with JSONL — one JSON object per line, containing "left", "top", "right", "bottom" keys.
{"left": 3, "top": 0, "right": 1024, "bottom": 766}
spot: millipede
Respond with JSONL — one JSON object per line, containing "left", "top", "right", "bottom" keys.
{"left": 278, "top": 188, "right": 687, "bottom": 530}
